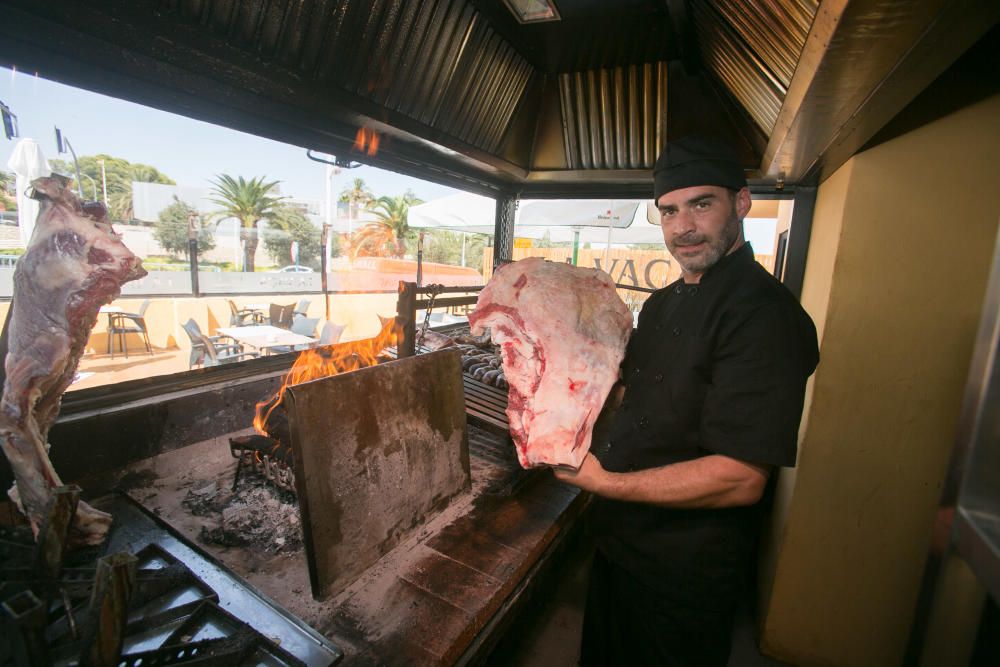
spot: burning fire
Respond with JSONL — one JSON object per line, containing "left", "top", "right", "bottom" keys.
{"left": 353, "top": 127, "right": 380, "bottom": 156}
{"left": 253, "top": 319, "right": 397, "bottom": 436}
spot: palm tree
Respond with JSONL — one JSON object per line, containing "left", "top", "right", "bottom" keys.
{"left": 0, "top": 170, "right": 15, "bottom": 212}
{"left": 351, "top": 193, "right": 422, "bottom": 259}
{"left": 339, "top": 177, "right": 373, "bottom": 223}
{"left": 208, "top": 175, "right": 286, "bottom": 272}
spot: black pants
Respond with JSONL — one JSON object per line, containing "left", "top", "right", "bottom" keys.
{"left": 580, "top": 550, "right": 737, "bottom": 667}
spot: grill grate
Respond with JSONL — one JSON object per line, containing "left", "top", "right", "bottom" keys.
{"left": 0, "top": 494, "right": 341, "bottom": 666}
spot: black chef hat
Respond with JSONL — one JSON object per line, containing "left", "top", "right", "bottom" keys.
{"left": 653, "top": 135, "right": 747, "bottom": 201}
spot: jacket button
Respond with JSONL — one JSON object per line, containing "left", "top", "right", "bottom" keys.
{"left": 639, "top": 416, "right": 649, "bottom": 428}
{"left": 675, "top": 285, "right": 683, "bottom": 294}
{"left": 672, "top": 327, "right": 681, "bottom": 336}
{"left": 654, "top": 324, "right": 662, "bottom": 331}
{"left": 654, "top": 373, "right": 663, "bottom": 382}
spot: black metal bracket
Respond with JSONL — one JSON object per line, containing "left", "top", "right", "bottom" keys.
{"left": 305, "top": 149, "right": 362, "bottom": 169}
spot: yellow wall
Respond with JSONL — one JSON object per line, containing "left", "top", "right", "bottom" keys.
{"left": 0, "top": 292, "right": 400, "bottom": 356}
{"left": 760, "top": 94, "right": 1000, "bottom": 665}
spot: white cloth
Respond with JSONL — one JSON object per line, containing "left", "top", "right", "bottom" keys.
{"left": 6, "top": 138, "right": 51, "bottom": 246}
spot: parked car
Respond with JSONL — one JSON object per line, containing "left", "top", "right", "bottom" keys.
{"left": 275, "top": 265, "right": 314, "bottom": 273}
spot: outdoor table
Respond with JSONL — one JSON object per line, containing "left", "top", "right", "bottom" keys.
{"left": 216, "top": 325, "right": 316, "bottom": 355}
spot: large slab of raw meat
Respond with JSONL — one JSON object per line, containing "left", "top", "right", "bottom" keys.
{"left": 469, "top": 258, "right": 632, "bottom": 469}
{"left": 0, "top": 175, "right": 146, "bottom": 546}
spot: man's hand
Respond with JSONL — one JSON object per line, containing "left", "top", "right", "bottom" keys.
{"left": 553, "top": 452, "right": 609, "bottom": 494}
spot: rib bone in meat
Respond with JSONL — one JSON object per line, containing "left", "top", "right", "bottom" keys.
{"left": 469, "top": 258, "right": 632, "bottom": 469}
{"left": 0, "top": 175, "right": 146, "bottom": 546}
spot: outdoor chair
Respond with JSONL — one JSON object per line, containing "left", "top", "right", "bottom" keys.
{"left": 317, "top": 321, "right": 346, "bottom": 346}
{"left": 270, "top": 317, "right": 321, "bottom": 354}
{"left": 182, "top": 318, "right": 258, "bottom": 369}
{"left": 269, "top": 303, "right": 296, "bottom": 330}
{"left": 291, "top": 316, "right": 319, "bottom": 339}
{"left": 108, "top": 299, "right": 152, "bottom": 358}
{"left": 293, "top": 299, "right": 311, "bottom": 317}
{"left": 228, "top": 299, "right": 263, "bottom": 326}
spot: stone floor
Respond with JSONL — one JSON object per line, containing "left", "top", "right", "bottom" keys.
{"left": 72, "top": 346, "right": 192, "bottom": 392}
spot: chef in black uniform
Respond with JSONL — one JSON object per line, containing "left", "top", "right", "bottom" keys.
{"left": 555, "top": 135, "right": 819, "bottom": 666}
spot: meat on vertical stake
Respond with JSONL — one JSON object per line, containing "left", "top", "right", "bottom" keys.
{"left": 0, "top": 175, "right": 146, "bottom": 546}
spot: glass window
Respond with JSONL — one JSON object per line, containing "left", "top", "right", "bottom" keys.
{"left": 0, "top": 67, "right": 471, "bottom": 392}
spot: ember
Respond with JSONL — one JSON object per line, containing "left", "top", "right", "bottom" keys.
{"left": 230, "top": 434, "right": 296, "bottom": 495}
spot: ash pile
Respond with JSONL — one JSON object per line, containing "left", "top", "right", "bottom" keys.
{"left": 182, "top": 469, "right": 302, "bottom": 554}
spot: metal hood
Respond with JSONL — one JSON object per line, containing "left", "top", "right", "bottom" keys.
{"left": 0, "top": 0, "right": 996, "bottom": 197}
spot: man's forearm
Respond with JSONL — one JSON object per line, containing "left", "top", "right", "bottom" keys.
{"left": 557, "top": 454, "right": 769, "bottom": 509}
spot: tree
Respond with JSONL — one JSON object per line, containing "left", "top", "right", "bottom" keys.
{"left": 262, "top": 203, "right": 339, "bottom": 270}
{"left": 351, "top": 192, "right": 422, "bottom": 259}
{"left": 207, "top": 174, "right": 286, "bottom": 272}
{"left": 153, "top": 196, "right": 216, "bottom": 256}
{"left": 339, "top": 177, "right": 373, "bottom": 221}
{"left": 0, "top": 170, "right": 15, "bottom": 212}
{"left": 423, "top": 230, "right": 486, "bottom": 270}
{"left": 49, "top": 154, "right": 174, "bottom": 222}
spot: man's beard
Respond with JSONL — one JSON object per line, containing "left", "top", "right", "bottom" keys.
{"left": 668, "top": 212, "right": 741, "bottom": 275}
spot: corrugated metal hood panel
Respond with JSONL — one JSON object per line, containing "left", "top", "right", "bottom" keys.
{"left": 558, "top": 63, "right": 668, "bottom": 171}
{"left": 693, "top": 0, "right": 819, "bottom": 134}
{"left": 169, "top": 0, "right": 534, "bottom": 157}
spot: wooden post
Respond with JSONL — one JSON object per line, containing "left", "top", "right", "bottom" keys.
{"left": 187, "top": 212, "right": 200, "bottom": 297}
{"left": 396, "top": 281, "right": 416, "bottom": 358}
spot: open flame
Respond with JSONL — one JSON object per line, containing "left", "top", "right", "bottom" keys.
{"left": 353, "top": 127, "right": 380, "bottom": 156}
{"left": 253, "top": 319, "right": 397, "bottom": 436}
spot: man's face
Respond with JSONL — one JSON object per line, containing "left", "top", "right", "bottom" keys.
{"left": 657, "top": 185, "right": 750, "bottom": 277}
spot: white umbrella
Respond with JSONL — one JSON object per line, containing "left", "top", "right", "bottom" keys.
{"left": 408, "top": 192, "right": 565, "bottom": 240}
{"left": 517, "top": 199, "right": 663, "bottom": 245}
{"left": 6, "top": 138, "right": 51, "bottom": 246}
{"left": 408, "top": 195, "right": 663, "bottom": 245}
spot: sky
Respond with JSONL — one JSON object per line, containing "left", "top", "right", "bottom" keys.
{"left": 0, "top": 66, "right": 461, "bottom": 205}
{"left": 0, "top": 65, "right": 776, "bottom": 249}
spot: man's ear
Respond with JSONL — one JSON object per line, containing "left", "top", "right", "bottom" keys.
{"left": 735, "top": 187, "right": 752, "bottom": 219}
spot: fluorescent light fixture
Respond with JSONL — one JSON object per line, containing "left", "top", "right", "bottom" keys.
{"left": 502, "top": 0, "right": 561, "bottom": 24}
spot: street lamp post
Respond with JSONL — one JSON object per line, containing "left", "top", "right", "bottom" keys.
{"left": 98, "top": 158, "right": 108, "bottom": 205}
{"left": 80, "top": 173, "right": 98, "bottom": 201}
{"left": 321, "top": 223, "right": 330, "bottom": 321}
{"left": 54, "top": 127, "right": 84, "bottom": 199}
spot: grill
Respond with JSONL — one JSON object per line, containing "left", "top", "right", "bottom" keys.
{"left": 230, "top": 434, "right": 297, "bottom": 496}
{"left": 1, "top": 301, "right": 583, "bottom": 665}
{"left": 1, "top": 491, "right": 340, "bottom": 666}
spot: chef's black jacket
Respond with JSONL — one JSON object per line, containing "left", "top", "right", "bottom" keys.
{"left": 589, "top": 242, "right": 819, "bottom": 612}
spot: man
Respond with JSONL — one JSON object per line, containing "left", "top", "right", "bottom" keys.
{"left": 555, "top": 135, "right": 819, "bottom": 666}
